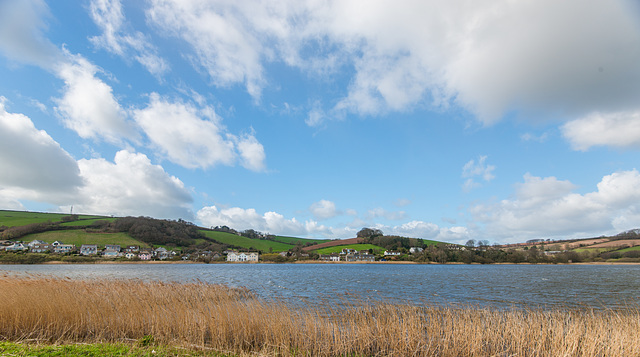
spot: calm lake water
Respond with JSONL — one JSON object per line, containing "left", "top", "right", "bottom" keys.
{"left": 2, "top": 263, "right": 639, "bottom": 309}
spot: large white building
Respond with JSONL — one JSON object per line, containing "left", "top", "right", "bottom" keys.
{"left": 227, "top": 252, "right": 259, "bottom": 262}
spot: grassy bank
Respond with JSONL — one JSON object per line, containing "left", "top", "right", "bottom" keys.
{"left": 0, "top": 341, "right": 229, "bottom": 356}
{"left": 1, "top": 277, "right": 638, "bottom": 356}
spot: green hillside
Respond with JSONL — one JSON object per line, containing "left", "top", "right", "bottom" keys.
{"left": 0, "top": 210, "right": 105, "bottom": 227}
{"left": 200, "top": 230, "right": 294, "bottom": 252}
{"left": 314, "top": 244, "right": 386, "bottom": 255}
{"left": 272, "top": 235, "right": 330, "bottom": 245}
{"left": 22, "top": 230, "right": 148, "bottom": 248}
{"left": 59, "top": 218, "right": 118, "bottom": 227}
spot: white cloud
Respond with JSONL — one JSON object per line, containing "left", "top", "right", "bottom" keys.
{"left": 520, "top": 132, "right": 549, "bottom": 143}
{"left": 309, "top": 199, "right": 338, "bottom": 220}
{"left": 236, "top": 132, "right": 266, "bottom": 172}
{"left": 0, "top": 98, "right": 82, "bottom": 204}
{"left": 0, "top": 0, "right": 60, "bottom": 67}
{"left": 462, "top": 155, "right": 495, "bottom": 192}
{"left": 73, "top": 150, "right": 193, "bottom": 219}
{"left": 470, "top": 170, "right": 640, "bottom": 242}
{"left": 197, "top": 205, "right": 359, "bottom": 238}
{"left": 145, "top": 0, "right": 640, "bottom": 143}
{"left": 0, "top": 1, "right": 137, "bottom": 146}
{"left": 89, "top": 0, "right": 169, "bottom": 76}
{"left": 197, "top": 203, "right": 469, "bottom": 242}
{"left": 562, "top": 111, "right": 640, "bottom": 151}
{"left": 365, "top": 207, "right": 407, "bottom": 221}
{"left": 147, "top": 0, "right": 269, "bottom": 99}
{"left": 379, "top": 221, "right": 470, "bottom": 244}
{"left": 134, "top": 93, "right": 266, "bottom": 171}
{"left": 54, "top": 52, "right": 138, "bottom": 145}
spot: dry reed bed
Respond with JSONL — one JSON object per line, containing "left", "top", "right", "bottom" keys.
{"left": 0, "top": 276, "right": 638, "bottom": 356}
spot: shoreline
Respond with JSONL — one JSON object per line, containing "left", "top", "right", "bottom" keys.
{"left": 0, "top": 260, "right": 638, "bottom": 265}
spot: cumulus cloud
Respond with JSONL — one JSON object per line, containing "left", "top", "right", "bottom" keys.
{"left": 236, "top": 132, "right": 266, "bottom": 172}
{"left": 0, "top": 98, "right": 82, "bottom": 203}
{"left": 145, "top": 0, "right": 640, "bottom": 136}
{"left": 147, "top": 0, "right": 270, "bottom": 99}
{"left": 462, "top": 155, "right": 495, "bottom": 192}
{"left": 197, "top": 205, "right": 362, "bottom": 238}
{"left": 54, "top": 52, "right": 138, "bottom": 144}
{"left": 197, "top": 203, "right": 470, "bottom": 242}
{"left": 309, "top": 199, "right": 338, "bottom": 220}
{"left": 73, "top": 150, "right": 193, "bottom": 219}
{"left": 0, "top": 0, "right": 60, "bottom": 67}
{"left": 470, "top": 170, "right": 640, "bottom": 242}
{"left": 89, "top": 0, "right": 169, "bottom": 76}
{"left": 0, "top": 1, "right": 137, "bottom": 146}
{"left": 562, "top": 111, "right": 640, "bottom": 151}
{"left": 133, "top": 93, "right": 266, "bottom": 171}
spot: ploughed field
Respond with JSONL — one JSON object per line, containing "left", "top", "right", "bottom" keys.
{"left": 1, "top": 276, "right": 638, "bottom": 357}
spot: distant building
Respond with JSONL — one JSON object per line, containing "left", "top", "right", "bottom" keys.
{"left": 27, "top": 240, "right": 47, "bottom": 248}
{"left": 384, "top": 251, "right": 401, "bottom": 256}
{"left": 105, "top": 244, "right": 121, "bottom": 252}
{"left": 5, "top": 243, "right": 28, "bottom": 251}
{"left": 54, "top": 244, "right": 76, "bottom": 254}
{"left": 345, "top": 252, "right": 376, "bottom": 262}
{"left": 30, "top": 243, "right": 52, "bottom": 253}
{"left": 102, "top": 249, "right": 120, "bottom": 258}
{"left": 80, "top": 244, "right": 98, "bottom": 256}
{"left": 319, "top": 254, "right": 340, "bottom": 262}
{"left": 227, "top": 252, "right": 259, "bottom": 262}
{"left": 409, "top": 247, "right": 424, "bottom": 254}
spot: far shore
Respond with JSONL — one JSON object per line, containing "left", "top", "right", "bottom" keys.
{"left": 3, "top": 259, "right": 637, "bottom": 265}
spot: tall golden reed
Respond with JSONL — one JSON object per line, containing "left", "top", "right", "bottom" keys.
{"left": 0, "top": 276, "right": 638, "bottom": 356}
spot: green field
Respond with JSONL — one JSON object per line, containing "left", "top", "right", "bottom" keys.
{"left": 272, "top": 235, "right": 331, "bottom": 245}
{"left": 314, "top": 244, "right": 386, "bottom": 255}
{"left": 0, "top": 210, "right": 109, "bottom": 227}
{"left": 616, "top": 245, "right": 640, "bottom": 252}
{"left": 22, "top": 230, "right": 147, "bottom": 248}
{"left": 200, "top": 230, "right": 294, "bottom": 252}
{"left": 59, "top": 217, "right": 118, "bottom": 227}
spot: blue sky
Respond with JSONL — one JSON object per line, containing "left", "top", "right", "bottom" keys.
{"left": 1, "top": 0, "right": 640, "bottom": 244}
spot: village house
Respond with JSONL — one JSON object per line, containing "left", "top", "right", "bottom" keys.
{"left": 102, "top": 249, "right": 120, "bottom": 258}
{"left": 80, "top": 244, "right": 98, "bottom": 256}
{"left": 54, "top": 244, "right": 76, "bottom": 254}
{"left": 30, "top": 243, "right": 51, "bottom": 253}
{"left": 124, "top": 245, "right": 139, "bottom": 253}
{"left": 340, "top": 248, "right": 358, "bottom": 255}
{"left": 384, "top": 250, "right": 402, "bottom": 256}
{"left": 227, "top": 252, "right": 259, "bottom": 262}
{"left": 27, "top": 239, "right": 47, "bottom": 248}
{"left": 319, "top": 254, "right": 341, "bottom": 262}
{"left": 344, "top": 252, "right": 376, "bottom": 262}
{"left": 138, "top": 251, "right": 152, "bottom": 260}
{"left": 105, "top": 244, "right": 121, "bottom": 252}
{"left": 409, "top": 247, "right": 424, "bottom": 254}
{"left": 125, "top": 252, "right": 137, "bottom": 259}
{"left": 154, "top": 247, "right": 170, "bottom": 260}
{"left": 5, "top": 243, "right": 28, "bottom": 251}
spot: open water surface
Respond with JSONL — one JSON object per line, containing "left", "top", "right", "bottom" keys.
{"left": 1, "top": 263, "right": 639, "bottom": 309}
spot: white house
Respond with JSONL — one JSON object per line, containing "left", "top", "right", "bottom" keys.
{"left": 54, "top": 244, "right": 76, "bottom": 254}
{"left": 409, "top": 247, "right": 424, "bottom": 254}
{"left": 384, "top": 250, "right": 402, "bottom": 256}
{"left": 227, "top": 252, "right": 259, "bottom": 262}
